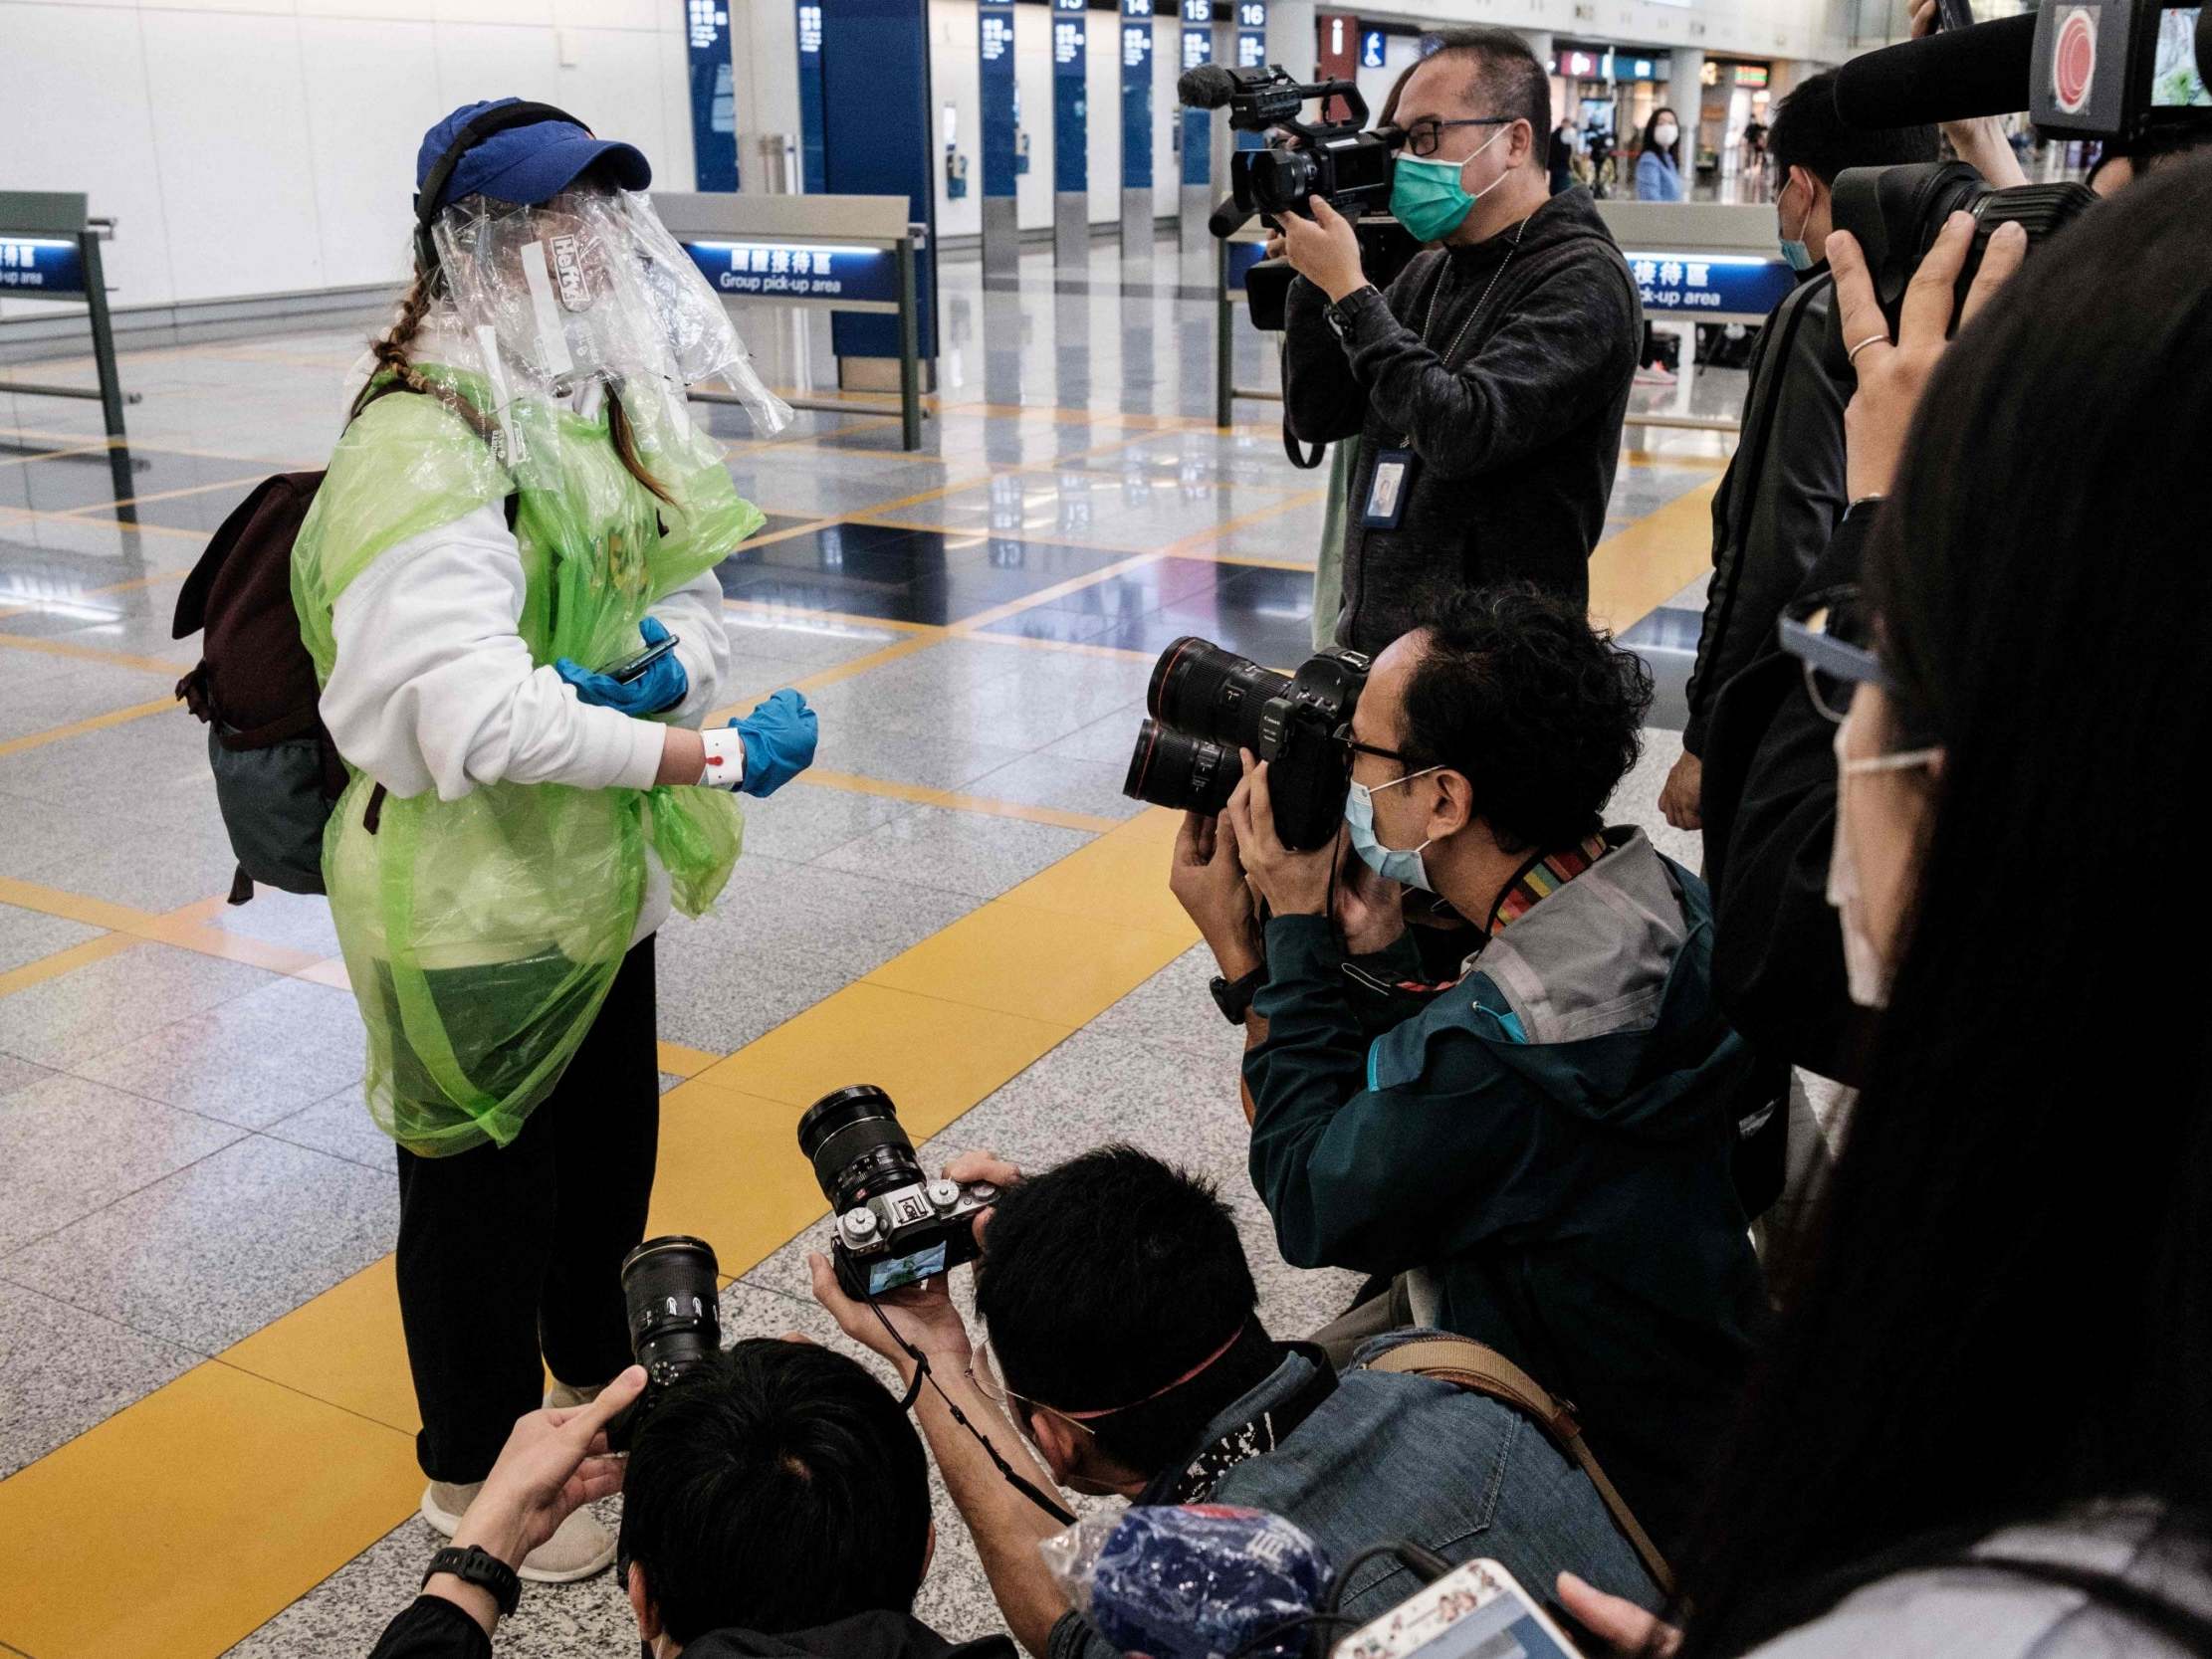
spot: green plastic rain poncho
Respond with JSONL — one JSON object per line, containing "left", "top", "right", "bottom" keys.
{"left": 294, "top": 367, "right": 763, "bottom": 1156}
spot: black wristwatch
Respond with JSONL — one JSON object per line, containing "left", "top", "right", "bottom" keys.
{"left": 423, "top": 1545, "right": 522, "bottom": 1616}
{"left": 1210, "top": 965, "right": 1267, "bottom": 1026}
{"left": 1325, "top": 285, "right": 1381, "bottom": 340}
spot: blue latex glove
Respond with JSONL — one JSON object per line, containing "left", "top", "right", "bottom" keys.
{"left": 555, "top": 616, "right": 688, "bottom": 716}
{"left": 730, "top": 689, "right": 818, "bottom": 798}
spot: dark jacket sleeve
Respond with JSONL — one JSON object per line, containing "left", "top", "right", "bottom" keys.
{"left": 366, "top": 1597, "right": 493, "bottom": 1659}
{"left": 1701, "top": 512, "right": 1879, "bottom": 1085}
{"left": 1682, "top": 279, "right": 1850, "bottom": 756}
{"left": 1337, "top": 249, "right": 1639, "bottom": 479}
{"left": 1281, "top": 273, "right": 1374, "bottom": 447}
{"left": 1243, "top": 916, "right": 1525, "bottom": 1273}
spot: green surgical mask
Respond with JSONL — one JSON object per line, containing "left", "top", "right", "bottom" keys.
{"left": 1390, "top": 125, "right": 1512, "bottom": 243}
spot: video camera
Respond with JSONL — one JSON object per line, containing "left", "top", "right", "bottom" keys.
{"left": 1826, "top": 4, "right": 2210, "bottom": 362}
{"left": 1123, "top": 636, "right": 1370, "bottom": 852}
{"left": 1178, "top": 62, "right": 1422, "bottom": 333}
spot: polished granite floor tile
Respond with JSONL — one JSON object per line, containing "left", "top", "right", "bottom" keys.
{"left": 1086, "top": 941, "right": 1246, "bottom": 1061}
{"left": 0, "top": 942, "right": 278, "bottom": 1070}
{"left": 733, "top": 778, "right": 911, "bottom": 864}
{"left": 13, "top": 777, "right": 245, "bottom": 914}
{"left": 963, "top": 750, "right": 1145, "bottom": 823}
{"left": 0, "top": 900, "right": 103, "bottom": 975}
{"left": 0, "top": 655, "right": 179, "bottom": 743}
{"left": 74, "top": 976, "right": 367, "bottom": 1131}
{"left": 814, "top": 803, "right": 1095, "bottom": 901}
{"left": 194, "top": 888, "right": 342, "bottom": 958}
{"left": 0, "top": 704, "right": 204, "bottom": 807}
{"left": 3, "top": 1132, "right": 398, "bottom": 1353}
{"left": 807, "top": 720, "right": 1036, "bottom": 794}
{"left": 985, "top": 557, "right": 1314, "bottom": 669}
{"left": 720, "top": 611, "right": 912, "bottom": 673}
{"left": 0, "top": 1071, "right": 245, "bottom": 1255}
{"left": 64, "top": 476, "right": 261, "bottom": 534}
{"left": 264, "top": 1084, "right": 394, "bottom": 1172}
{"left": 0, "top": 445, "right": 266, "bottom": 518}
{"left": 716, "top": 521, "right": 1124, "bottom": 628}
{"left": 0, "top": 1278, "right": 199, "bottom": 1480}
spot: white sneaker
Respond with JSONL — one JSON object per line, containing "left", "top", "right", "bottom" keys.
{"left": 420, "top": 1479, "right": 618, "bottom": 1583}
{"left": 1634, "top": 361, "right": 1678, "bottom": 386}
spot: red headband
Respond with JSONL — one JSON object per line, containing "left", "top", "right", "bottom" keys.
{"left": 1060, "top": 1326, "right": 1247, "bottom": 1421}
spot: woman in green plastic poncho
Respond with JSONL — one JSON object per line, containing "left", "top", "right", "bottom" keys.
{"left": 295, "top": 100, "right": 816, "bottom": 1581}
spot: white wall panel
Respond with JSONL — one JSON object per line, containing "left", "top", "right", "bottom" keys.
{"left": 0, "top": 3, "right": 172, "bottom": 312}
{"left": 1012, "top": 0, "right": 1050, "bottom": 227}
{"left": 928, "top": 0, "right": 983, "bottom": 240}
{"left": 298, "top": 17, "right": 446, "bottom": 287}
{"left": 138, "top": 9, "right": 328, "bottom": 301}
{"left": 433, "top": 0, "right": 554, "bottom": 32}
{"left": 1082, "top": 3, "right": 1116, "bottom": 221}
{"left": 433, "top": 20, "right": 561, "bottom": 110}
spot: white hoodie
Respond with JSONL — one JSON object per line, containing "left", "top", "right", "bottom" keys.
{"left": 324, "top": 321, "right": 734, "bottom": 943}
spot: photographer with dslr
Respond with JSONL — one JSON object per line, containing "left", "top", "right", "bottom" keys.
{"left": 1168, "top": 586, "right": 1764, "bottom": 1560}
{"left": 809, "top": 1145, "right": 1665, "bottom": 1659}
{"left": 364, "top": 1344, "right": 1014, "bottom": 1659}
{"left": 1276, "top": 27, "right": 1642, "bottom": 653}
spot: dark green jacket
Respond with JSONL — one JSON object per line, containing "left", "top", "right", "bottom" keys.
{"left": 1244, "top": 828, "right": 1765, "bottom": 1556}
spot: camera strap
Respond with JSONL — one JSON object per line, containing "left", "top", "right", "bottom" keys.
{"left": 864, "top": 1300, "right": 1080, "bottom": 1528}
{"left": 1402, "top": 214, "right": 1530, "bottom": 445}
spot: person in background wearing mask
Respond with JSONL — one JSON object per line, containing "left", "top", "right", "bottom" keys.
{"left": 1167, "top": 583, "right": 1766, "bottom": 1561}
{"left": 1565, "top": 157, "right": 2212, "bottom": 1659}
{"left": 1635, "top": 107, "right": 1686, "bottom": 202}
{"left": 1548, "top": 117, "right": 1579, "bottom": 197}
{"left": 1276, "top": 26, "right": 1641, "bottom": 654}
{"left": 1659, "top": 73, "right": 1937, "bottom": 835}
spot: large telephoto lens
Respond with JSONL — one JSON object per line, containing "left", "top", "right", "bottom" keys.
{"left": 619, "top": 1235, "right": 722, "bottom": 1381}
{"left": 1149, "top": 636, "right": 1289, "bottom": 753}
{"left": 1122, "top": 718, "right": 1238, "bottom": 815}
{"left": 798, "top": 1084, "right": 925, "bottom": 1217}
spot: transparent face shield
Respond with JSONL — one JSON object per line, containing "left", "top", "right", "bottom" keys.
{"left": 428, "top": 186, "right": 791, "bottom": 480}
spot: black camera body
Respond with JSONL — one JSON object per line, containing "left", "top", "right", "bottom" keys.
{"left": 1123, "top": 636, "right": 1370, "bottom": 851}
{"left": 798, "top": 1085, "right": 998, "bottom": 1302}
{"left": 604, "top": 1234, "right": 723, "bottom": 1452}
{"left": 1825, "top": 161, "right": 2097, "bottom": 375}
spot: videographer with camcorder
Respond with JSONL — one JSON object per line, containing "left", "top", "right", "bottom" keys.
{"left": 1154, "top": 590, "right": 1765, "bottom": 1563}
{"left": 1268, "top": 27, "right": 1642, "bottom": 653}
{"left": 808, "top": 1143, "right": 1668, "bottom": 1659}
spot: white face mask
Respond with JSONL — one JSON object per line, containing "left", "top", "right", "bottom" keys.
{"left": 1826, "top": 719, "right": 1941, "bottom": 1008}
{"left": 1653, "top": 122, "right": 1678, "bottom": 149}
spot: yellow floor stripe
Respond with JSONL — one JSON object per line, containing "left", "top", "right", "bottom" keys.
{"left": 0, "top": 632, "right": 183, "bottom": 676}
{"left": 793, "top": 767, "right": 1122, "bottom": 834}
{"left": 655, "top": 1039, "right": 721, "bottom": 1078}
{"left": 1588, "top": 475, "right": 1725, "bottom": 635}
{"left": 0, "top": 694, "right": 179, "bottom": 759}
{"left": 0, "top": 807, "right": 1195, "bottom": 1659}
{"left": 0, "top": 931, "right": 139, "bottom": 999}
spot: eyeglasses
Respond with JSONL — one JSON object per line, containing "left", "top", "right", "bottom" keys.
{"left": 1332, "top": 724, "right": 1415, "bottom": 768}
{"left": 1777, "top": 584, "right": 1888, "bottom": 724}
{"left": 1402, "top": 116, "right": 1514, "bottom": 158}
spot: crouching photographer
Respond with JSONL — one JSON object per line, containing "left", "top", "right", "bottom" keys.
{"left": 365, "top": 1247, "right": 1014, "bottom": 1659}
{"left": 1165, "top": 587, "right": 1765, "bottom": 1561}
{"left": 808, "top": 1144, "right": 1666, "bottom": 1659}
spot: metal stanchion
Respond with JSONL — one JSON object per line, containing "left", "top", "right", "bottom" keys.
{"left": 896, "top": 235, "right": 922, "bottom": 452}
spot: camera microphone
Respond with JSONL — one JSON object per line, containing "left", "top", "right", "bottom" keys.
{"left": 1208, "top": 194, "right": 1255, "bottom": 237}
{"left": 1831, "top": 12, "right": 2037, "bottom": 129}
{"left": 1178, "top": 63, "right": 1239, "bottom": 109}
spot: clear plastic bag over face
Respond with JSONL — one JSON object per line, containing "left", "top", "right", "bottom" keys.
{"left": 1039, "top": 1505, "right": 1333, "bottom": 1659}
{"left": 430, "top": 186, "right": 791, "bottom": 483}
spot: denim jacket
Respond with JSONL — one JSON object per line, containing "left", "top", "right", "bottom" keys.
{"left": 1045, "top": 1335, "right": 1659, "bottom": 1659}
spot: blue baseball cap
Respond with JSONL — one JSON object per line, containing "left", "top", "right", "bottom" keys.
{"left": 416, "top": 98, "right": 651, "bottom": 213}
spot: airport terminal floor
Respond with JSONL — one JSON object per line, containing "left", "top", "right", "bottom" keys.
{"left": 0, "top": 236, "right": 1737, "bottom": 1658}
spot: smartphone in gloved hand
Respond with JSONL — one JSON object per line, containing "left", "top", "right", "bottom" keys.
{"left": 603, "top": 632, "right": 680, "bottom": 684}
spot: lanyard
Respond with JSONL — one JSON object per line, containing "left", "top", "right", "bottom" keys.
{"left": 1403, "top": 215, "right": 1529, "bottom": 445}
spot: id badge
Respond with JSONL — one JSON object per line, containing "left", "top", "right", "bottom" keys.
{"left": 1362, "top": 449, "right": 1417, "bottom": 529}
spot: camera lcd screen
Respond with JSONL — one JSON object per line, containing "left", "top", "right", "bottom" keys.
{"left": 2152, "top": 8, "right": 2210, "bottom": 105}
{"left": 867, "top": 1240, "right": 950, "bottom": 1297}
{"left": 1379, "top": 1597, "right": 1578, "bottom": 1659}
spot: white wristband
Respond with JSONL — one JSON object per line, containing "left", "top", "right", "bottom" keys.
{"left": 697, "top": 726, "right": 747, "bottom": 789}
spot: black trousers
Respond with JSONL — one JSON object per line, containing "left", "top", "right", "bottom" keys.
{"left": 394, "top": 935, "right": 661, "bottom": 1483}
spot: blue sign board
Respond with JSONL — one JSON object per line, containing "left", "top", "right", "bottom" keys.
{"left": 683, "top": 240, "right": 901, "bottom": 305}
{"left": 1359, "top": 27, "right": 1385, "bottom": 68}
{"left": 1232, "top": 0, "right": 1265, "bottom": 151}
{"left": 0, "top": 237, "right": 85, "bottom": 296}
{"left": 685, "top": 0, "right": 740, "bottom": 190}
{"left": 1624, "top": 251, "right": 1795, "bottom": 317}
{"left": 1181, "top": 0, "right": 1213, "bottom": 187}
{"left": 981, "top": 0, "right": 1018, "bottom": 197}
{"left": 1053, "top": 0, "right": 1087, "bottom": 194}
{"left": 1122, "top": 0, "right": 1154, "bottom": 190}
{"left": 795, "top": 1, "right": 826, "bottom": 191}
{"left": 815, "top": 0, "right": 938, "bottom": 360}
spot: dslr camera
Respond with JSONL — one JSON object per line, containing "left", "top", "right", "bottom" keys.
{"left": 798, "top": 1085, "right": 999, "bottom": 1301}
{"left": 1123, "top": 636, "right": 1370, "bottom": 852}
{"left": 603, "top": 1233, "right": 723, "bottom": 1451}
{"left": 1178, "top": 62, "right": 1422, "bottom": 332}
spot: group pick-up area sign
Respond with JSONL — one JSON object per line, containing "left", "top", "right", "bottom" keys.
{"left": 682, "top": 239, "right": 901, "bottom": 305}
{"left": 0, "top": 236, "right": 87, "bottom": 294}
{"left": 1623, "top": 250, "right": 1795, "bottom": 317}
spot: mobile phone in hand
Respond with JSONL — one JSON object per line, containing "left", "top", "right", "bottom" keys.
{"left": 602, "top": 632, "right": 681, "bottom": 684}
{"left": 1935, "top": 0, "right": 1975, "bottom": 30}
{"left": 1332, "top": 1557, "right": 1585, "bottom": 1659}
